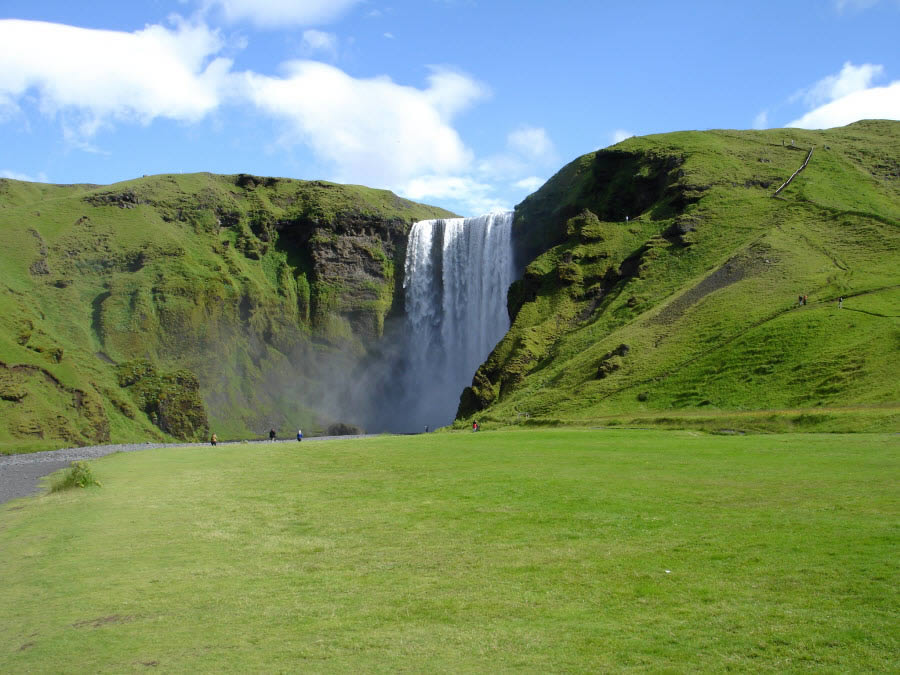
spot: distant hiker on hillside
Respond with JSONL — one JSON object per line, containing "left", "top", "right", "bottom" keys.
{"left": 210, "top": 433, "right": 217, "bottom": 447}
{"left": 297, "top": 428, "right": 303, "bottom": 442}
{"left": 798, "top": 294, "right": 803, "bottom": 307}
{"left": 839, "top": 296, "right": 843, "bottom": 309}
{"left": 269, "top": 428, "right": 276, "bottom": 442}
{"left": 803, "top": 294, "right": 808, "bottom": 306}
{"left": 473, "top": 420, "right": 479, "bottom": 432}
{"left": 425, "top": 425, "right": 429, "bottom": 433}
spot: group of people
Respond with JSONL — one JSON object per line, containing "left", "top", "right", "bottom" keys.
{"left": 209, "top": 428, "right": 302, "bottom": 446}
{"left": 210, "top": 421, "right": 490, "bottom": 445}
{"left": 798, "top": 293, "right": 845, "bottom": 309}
{"left": 268, "top": 428, "right": 303, "bottom": 442}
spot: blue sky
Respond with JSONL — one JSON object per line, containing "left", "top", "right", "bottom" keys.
{"left": 1, "top": 0, "right": 898, "bottom": 215}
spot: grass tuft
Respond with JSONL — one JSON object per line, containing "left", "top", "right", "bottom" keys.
{"left": 50, "top": 461, "right": 101, "bottom": 492}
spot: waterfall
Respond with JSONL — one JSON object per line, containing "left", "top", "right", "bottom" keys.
{"left": 400, "top": 212, "right": 515, "bottom": 429}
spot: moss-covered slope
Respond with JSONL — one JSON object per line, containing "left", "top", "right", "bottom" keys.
{"left": 0, "top": 173, "right": 453, "bottom": 452}
{"left": 458, "top": 120, "right": 899, "bottom": 431}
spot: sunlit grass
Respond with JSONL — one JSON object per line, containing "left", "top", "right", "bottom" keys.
{"left": 2, "top": 430, "right": 896, "bottom": 671}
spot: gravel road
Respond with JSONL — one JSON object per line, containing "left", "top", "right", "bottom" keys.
{"left": 0, "top": 435, "right": 377, "bottom": 505}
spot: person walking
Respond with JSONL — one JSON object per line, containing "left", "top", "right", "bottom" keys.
{"left": 297, "top": 428, "right": 303, "bottom": 442}
{"left": 839, "top": 296, "right": 843, "bottom": 309}
{"left": 210, "top": 433, "right": 217, "bottom": 447}
{"left": 269, "top": 428, "right": 276, "bottom": 442}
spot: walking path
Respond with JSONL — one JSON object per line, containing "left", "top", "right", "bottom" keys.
{"left": 773, "top": 146, "right": 814, "bottom": 196}
{"left": 0, "top": 435, "right": 377, "bottom": 505}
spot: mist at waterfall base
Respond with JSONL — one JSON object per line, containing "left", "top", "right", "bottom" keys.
{"left": 344, "top": 212, "right": 516, "bottom": 433}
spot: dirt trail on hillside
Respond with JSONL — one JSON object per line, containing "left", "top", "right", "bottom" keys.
{"left": 650, "top": 245, "right": 772, "bottom": 328}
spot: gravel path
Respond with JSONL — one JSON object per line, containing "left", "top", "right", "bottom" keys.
{"left": 0, "top": 435, "right": 378, "bottom": 505}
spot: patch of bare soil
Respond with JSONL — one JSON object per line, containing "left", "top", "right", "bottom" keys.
{"left": 650, "top": 245, "right": 773, "bottom": 328}
{"left": 72, "top": 614, "right": 134, "bottom": 629}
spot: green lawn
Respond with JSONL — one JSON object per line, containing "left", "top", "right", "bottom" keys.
{"left": 1, "top": 430, "right": 897, "bottom": 671}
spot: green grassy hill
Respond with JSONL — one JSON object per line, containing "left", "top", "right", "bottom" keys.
{"left": 0, "top": 173, "right": 453, "bottom": 452}
{"left": 2, "top": 122, "right": 896, "bottom": 450}
{"left": 458, "top": 120, "right": 899, "bottom": 432}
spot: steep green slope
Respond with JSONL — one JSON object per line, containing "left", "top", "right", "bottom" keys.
{"left": 0, "top": 173, "right": 453, "bottom": 452}
{"left": 459, "top": 120, "right": 899, "bottom": 431}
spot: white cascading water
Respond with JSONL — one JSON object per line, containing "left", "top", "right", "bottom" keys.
{"left": 401, "top": 212, "right": 515, "bottom": 429}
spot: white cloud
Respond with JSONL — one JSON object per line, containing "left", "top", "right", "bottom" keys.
{"left": 0, "top": 19, "right": 231, "bottom": 139}
{"left": 423, "top": 68, "right": 491, "bottom": 121}
{"left": 0, "top": 18, "right": 502, "bottom": 212}
{"left": 834, "top": 0, "right": 882, "bottom": 11}
{"left": 794, "top": 62, "right": 884, "bottom": 107}
{"left": 507, "top": 125, "right": 555, "bottom": 162}
{"left": 384, "top": 32, "right": 395, "bottom": 39}
{"left": 476, "top": 155, "right": 519, "bottom": 179}
{"left": 1, "top": 169, "right": 49, "bottom": 182}
{"left": 244, "top": 62, "right": 488, "bottom": 187}
{"left": 301, "top": 30, "right": 338, "bottom": 58}
{"left": 787, "top": 80, "right": 900, "bottom": 128}
{"left": 478, "top": 125, "right": 556, "bottom": 180}
{"left": 0, "top": 17, "right": 517, "bottom": 215}
{"left": 204, "top": 0, "right": 361, "bottom": 27}
{"left": 402, "top": 175, "right": 510, "bottom": 215}
{"left": 611, "top": 129, "right": 634, "bottom": 144}
{"left": 403, "top": 126, "right": 554, "bottom": 215}
{"left": 513, "top": 176, "right": 544, "bottom": 192}
{"left": 0, "top": 93, "right": 19, "bottom": 124}
{"left": 785, "top": 62, "right": 899, "bottom": 128}
{"left": 447, "top": 125, "right": 556, "bottom": 213}
{"left": 753, "top": 110, "right": 769, "bottom": 130}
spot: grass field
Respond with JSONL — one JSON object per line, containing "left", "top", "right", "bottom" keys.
{"left": 1, "top": 429, "right": 897, "bottom": 671}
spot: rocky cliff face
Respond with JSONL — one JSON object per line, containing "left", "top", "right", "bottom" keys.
{"left": 0, "top": 173, "right": 454, "bottom": 452}
{"left": 299, "top": 213, "right": 408, "bottom": 346}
